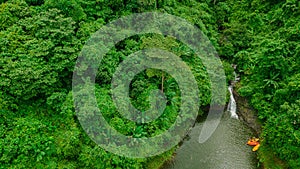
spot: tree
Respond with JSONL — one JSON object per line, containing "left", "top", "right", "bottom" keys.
{"left": 0, "top": 8, "right": 80, "bottom": 105}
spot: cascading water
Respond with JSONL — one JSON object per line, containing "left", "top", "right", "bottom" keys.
{"left": 227, "top": 85, "right": 238, "bottom": 119}
{"left": 227, "top": 65, "right": 239, "bottom": 119}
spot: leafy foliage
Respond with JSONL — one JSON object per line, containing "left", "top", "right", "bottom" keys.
{"left": 0, "top": 0, "right": 217, "bottom": 168}
{"left": 1, "top": 0, "right": 299, "bottom": 168}
{"left": 225, "top": 0, "right": 300, "bottom": 167}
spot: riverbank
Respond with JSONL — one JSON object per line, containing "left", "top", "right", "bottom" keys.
{"left": 233, "top": 83, "right": 288, "bottom": 169}
{"left": 233, "top": 83, "right": 262, "bottom": 135}
{"left": 146, "top": 150, "right": 175, "bottom": 169}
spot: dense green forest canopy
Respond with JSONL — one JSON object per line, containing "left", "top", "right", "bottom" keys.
{"left": 0, "top": 0, "right": 299, "bottom": 168}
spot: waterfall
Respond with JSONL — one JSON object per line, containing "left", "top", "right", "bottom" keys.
{"left": 227, "top": 65, "right": 239, "bottom": 119}
{"left": 227, "top": 85, "right": 238, "bottom": 119}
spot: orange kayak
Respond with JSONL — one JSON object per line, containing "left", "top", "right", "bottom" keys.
{"left": 247, "top": 140, "right": 259, "bottom": 146}
{"left": 252, "top": 144, "right": 260, "bottom": 152}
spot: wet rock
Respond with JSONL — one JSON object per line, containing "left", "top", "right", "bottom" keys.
{"left": 232, "top": 87, "right": 262, "bottom": 135}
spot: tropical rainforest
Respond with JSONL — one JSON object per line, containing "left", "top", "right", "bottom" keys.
{"left": 0, "top": 0, "right": 299, "bottom": 168}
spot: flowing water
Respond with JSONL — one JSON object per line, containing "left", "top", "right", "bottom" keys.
{"left": 228, "top": 68, "right": 240, "bottom": 119}
{"left": 163, "top": 69, "right": 258, "bottom": 169}
{"left": 227, "top": 86, "right": 239, "bottom": 119}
